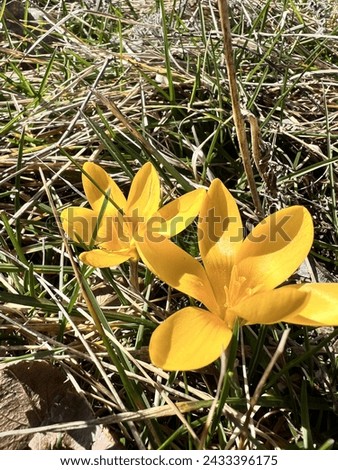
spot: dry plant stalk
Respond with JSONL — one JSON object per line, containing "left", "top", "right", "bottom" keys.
{"left": 217, "top": 0, "right": 263, "bottom": 216}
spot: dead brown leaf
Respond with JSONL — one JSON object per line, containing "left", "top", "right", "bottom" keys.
{"left": 0, "top": 360, "right": 119, "bottom": 450}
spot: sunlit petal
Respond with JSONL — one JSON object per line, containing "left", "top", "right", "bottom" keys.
{"left": 61, "top": 207, "right": 97, "bottom": 245}
{"left": 198, "top": 179, "right": 243, "bottom": 305}
{"left": 229, "top": 285, "right": 309, "bottom": 325}
{"left": 236, "top": 206, "right": 314, "bottom": 291}
{"left": 149, "top": 307, "right": 233, "bottom": 370}
{"left": 80, "top": 248, "right": 134, "bottom": 267}
{"left": 82, "top": 162, "right": 126, "bottom": 215}
{"left": 125, "top": 162, "right": 160, "bottom": 220}
{"left": 282, "top": 315, "right": 323, "bottom": 327}
{"left": 96, "top": 211, "right": 130, "bottom": 251}
{"left": 154, "top": 188, "right": 206, "bottom": 237}
{"left": 136, "top": 235, "right": 219, "bottom": 315}
{"left": 283, "top": 283, "right": 338, "bottom": 326}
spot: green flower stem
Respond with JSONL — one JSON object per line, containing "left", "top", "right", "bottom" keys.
{"left": 129, "top": 259, "right": 139, "bottom": 291}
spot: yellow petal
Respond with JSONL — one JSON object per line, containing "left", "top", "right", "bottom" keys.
{"left": 198, "top": 179, "right": 243, "bottom": 306}
{"left": 136, "top": 235, "right": 220, "bottom": 315}
{"left": 154, "top": 189, "right": 206, "bottom": 237}
{"left": 283, "top": 283, "right": 338, "bottom": 326}
{"left": 82, "top": 162, "right": 127, "bottom": 215}
{"left": 283, "top": 315, "right": 323, "bottom": 327}
{"left": 96, "top": 211, "right": 130, "bottom": 251}
{"left": 149, "top": 307, "right": 233, "bottom": 370}
{"left": 125, "top": 162, "right": 160, "bottom": 220}
{"left": 79, "top": 248, "right": 134, "bottom": 267}
{"left": 229, "top": 285, "right": 309, "bottom": 325}
{"left": 61, "top": 207, "right": 97, "bottom": 245}
{"left": 236, "top": 206, "right": 314, "bottom": 291}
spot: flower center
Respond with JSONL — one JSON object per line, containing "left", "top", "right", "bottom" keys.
{"left": 223, "top": 266, "right": 262, "bottom": 327}
{"left": 224, "top": 266, "right": 247, "bottom": 307}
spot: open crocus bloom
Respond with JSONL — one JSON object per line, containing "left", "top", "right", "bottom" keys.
{"left": 137, "top": 178, "right": 338, "bottom": 371}
{"left": 61, "top": 162, "right": 205, "bottom": 268}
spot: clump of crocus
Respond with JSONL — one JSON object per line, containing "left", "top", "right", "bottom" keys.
{"left": 61, "top": 161, "right": 205, "bottom": 269}
{"left": 137, "top": 178, "right": 338, "bottom": 371}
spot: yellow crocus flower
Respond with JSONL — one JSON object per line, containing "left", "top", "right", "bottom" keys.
{"left": 137, "top": 178, "right": 338, "bottom": 371}
{"left": 61, "top": 162, "right": 205, "bottom": 268}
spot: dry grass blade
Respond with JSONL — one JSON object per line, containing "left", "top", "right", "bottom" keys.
{"left": 0, "top": 399, "right": 213, "bottom": 439}
{"left": 217, "top": 0, "right": 262, "bottom": 215}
